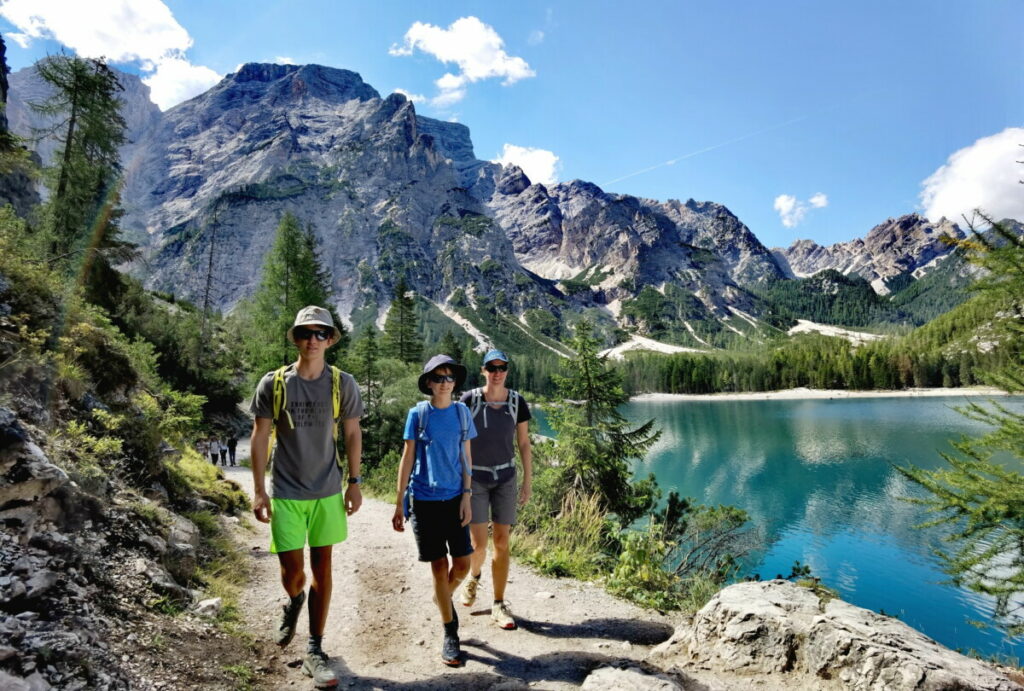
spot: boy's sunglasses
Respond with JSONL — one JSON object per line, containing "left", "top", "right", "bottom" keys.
{"left": 429, "top": 374, "right": 456, "bottom": 383}
{"left": 294, "top": 327, "right": 332, "bottom": 342}
{"left": 484, "top": 363, "right": 509, "bottom": 372}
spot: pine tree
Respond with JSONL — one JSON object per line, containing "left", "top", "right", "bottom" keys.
{"left": 546, "top": 319, "right": 660, "bottom": 523}
{"left": 30, "top": 54, "right": 128, "bottom": 269}
{"left": 439, "top": 329, "right": 465, "bottom": 365}
{"left": 240, "top": 212, "right": 344, "bottom": 378}
{"left": 383, "top": 278, "right": 422, "bottom": 364}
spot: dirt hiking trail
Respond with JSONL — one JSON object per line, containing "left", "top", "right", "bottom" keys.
{"left": 226, "top": 465, "right": 686, "bottom": 690}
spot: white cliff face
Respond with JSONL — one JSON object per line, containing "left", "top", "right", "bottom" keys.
{"left": 773, "top": 214, "right": 965, "bottom": 294}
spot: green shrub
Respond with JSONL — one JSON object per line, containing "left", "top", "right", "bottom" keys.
{"left": 512, "top": 491, "right": 612, "bottom": 578}
{"left": 608, "top": 524, "right": 682, "bottom": 610}
{"left": 163, "top": 449, "right": 248, "bottom": 513}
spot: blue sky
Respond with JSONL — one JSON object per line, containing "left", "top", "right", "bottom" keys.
{"left": 2, "top": 0, "right": 1021, "bottom": 248}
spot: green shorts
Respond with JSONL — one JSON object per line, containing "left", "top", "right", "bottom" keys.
{"left": 269, "top": 493, "right": 347, "bottom": 554}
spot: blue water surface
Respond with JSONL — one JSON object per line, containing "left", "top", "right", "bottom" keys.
{"left": 536, "top": 394, "right": 1024, "bottom": 659}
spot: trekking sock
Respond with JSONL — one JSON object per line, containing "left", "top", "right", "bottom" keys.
{"left": 307, "top": 634, "right": 324, "bottom": 654}
{"left": 494, "top": 600, "right": 503, "bottom": 605}
{"left": 443, "top": 620, "right": 458, "bottom": 636}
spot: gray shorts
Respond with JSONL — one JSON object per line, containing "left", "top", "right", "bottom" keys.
{"left": 470, "top": 476, "right": 517, "bottom": 526}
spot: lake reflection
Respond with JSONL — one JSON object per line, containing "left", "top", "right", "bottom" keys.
{"left": 618, "top": 396, "right": 1024, "bottom": 660}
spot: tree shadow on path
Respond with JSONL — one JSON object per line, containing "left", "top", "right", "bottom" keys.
{"left": 308, "top": 643, "right": 707, "bottom": 690}
{"left": 515, "top": 615, "right": 675, "bottom": 645}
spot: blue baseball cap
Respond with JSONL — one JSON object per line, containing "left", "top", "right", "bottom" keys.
{"left": 483, "top": 349, "right": 510, "bottom": 365}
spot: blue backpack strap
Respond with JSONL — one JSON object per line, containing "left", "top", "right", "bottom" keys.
{"left": 455, "top": 402, "right": 472, "bottom": 478}
{"left": 413, "top": 401, "right": 436, "bottom": 488}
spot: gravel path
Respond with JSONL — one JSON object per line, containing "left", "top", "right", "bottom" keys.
{"left": 223, "top": 456, "right": 684, "bottom": 690}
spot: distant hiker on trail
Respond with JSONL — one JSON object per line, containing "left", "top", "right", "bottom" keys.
{"left": 197, "top": 438, "right": 210, "bottom": 462}
{"left": 227, "top": 435, "right": 238, "bottom": 466}
{"left": 207, "top": 436, "right": 220, "bottom": 465}
{"left": 392, "top": 354, "right": 477, "bottom": 667}
{"left": 218, "top": 438, "right": 229, "bottom": 466}
{"left": 249, "top": 306, "right": 363, "bottom": 689}
{"left": 457, "top": 349, "right": 532, "bottom": 630}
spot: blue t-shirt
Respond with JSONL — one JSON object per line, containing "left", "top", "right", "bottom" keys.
{"left": 403, "top": 402, "right": 478, "bottom": 501}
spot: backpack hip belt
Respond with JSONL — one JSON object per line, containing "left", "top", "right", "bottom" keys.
{"left": 474, "top": 460, "right": 516, "bottom": 481}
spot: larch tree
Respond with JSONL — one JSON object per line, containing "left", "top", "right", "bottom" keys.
{"left": 899, "top": 216, "right": 1024, "bottom": 636}
{"left": 30, "top": 54, "right": 131, "bottom": 282}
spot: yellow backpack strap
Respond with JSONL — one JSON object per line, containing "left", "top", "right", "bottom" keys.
{"left": 267, "top": 365, "right": 293, "bottom": 462}
{"left": 331, "top": 365, "right": 343, "bottom": 467}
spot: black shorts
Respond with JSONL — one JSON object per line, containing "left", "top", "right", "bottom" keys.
{"left": 409, "top": 496, "right": 473, "bottom": 562}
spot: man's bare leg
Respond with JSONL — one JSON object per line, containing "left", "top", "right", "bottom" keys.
{"left": 308, "top": 545, "right": 333, "bottom": 636}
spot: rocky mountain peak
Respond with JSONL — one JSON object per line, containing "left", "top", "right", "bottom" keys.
{"left": 495, "top": 164, "right": 531, "bottom": 195}
{"left": 213, "top": 62, "right": 380, "bottom": 108}
{"left": 773, "top": 213, "right": 964, "bottom": 294}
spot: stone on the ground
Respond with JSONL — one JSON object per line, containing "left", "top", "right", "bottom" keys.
{"left": 194, "top": 598, "right": 222, "bottom": 617}
{"left": 650, "top": 579, "right": 1022, "bottom": 691}
{"left": 582, "top": 665, "right": 684, "bottom": 690}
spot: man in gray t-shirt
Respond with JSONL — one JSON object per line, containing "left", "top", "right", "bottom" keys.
{"left": 249, "top": 305, "right": 363, "bottom": 688}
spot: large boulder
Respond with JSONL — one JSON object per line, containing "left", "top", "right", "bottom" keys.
{"left": 650, "top": 580, "right": 1021, "bottom": 691}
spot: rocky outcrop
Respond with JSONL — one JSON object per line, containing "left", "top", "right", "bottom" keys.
{"left": 773, "top": 214, "right": 964, "bottom": 294}
{"left": 650, "top": 580, "right": 1021, "bottom": 690}
{"left": 0, "top": 406, "right": 226, "bottom": 688}
{"left": 0, "top": 36, "right": 40, "bottom": 218}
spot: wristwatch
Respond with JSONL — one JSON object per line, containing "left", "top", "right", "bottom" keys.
{"left": 462, "top": 487, "right": 472, "bottom": 494}
{"left": 348, "top": 476, "right": 361, "bottom": 485}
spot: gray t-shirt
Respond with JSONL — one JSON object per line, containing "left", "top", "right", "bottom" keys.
{"left": 250, "top": 365, "right": 363, "bottom": 500}
{"left": 460, "top": 388, "right": 531, "bottom": 484}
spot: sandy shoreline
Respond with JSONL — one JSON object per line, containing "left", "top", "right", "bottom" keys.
{"left": 632, "top": 386, "right": 1015, "bottom": 402}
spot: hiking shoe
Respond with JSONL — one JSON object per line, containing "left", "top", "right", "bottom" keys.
{"left": 492, "top": 600, "right": 516, "bottom": 630}
{"left": 302, "top": 650, "right": 338, "bottom": 688}
{"left": 460, "top": 575, "right": 480, "bottom": 607}
{"left": 274, "top": 591, "right": 305, "bottom": 647}
{"left": 441, "top": 630, "right": 462, "bottom": 666}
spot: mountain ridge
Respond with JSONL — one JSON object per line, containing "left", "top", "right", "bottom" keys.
{"left": 5, "top": 61, "right": 990, "bottom": 352}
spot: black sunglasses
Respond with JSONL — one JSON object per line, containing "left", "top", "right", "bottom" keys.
{"left": 484, "top": 363, "right": 509, "bottom": 372}
{"left": 294, "top": 327, "right": 332, "bottom": 342}
{"left": 429, "top": 373, "right": 456, "bottom": 383}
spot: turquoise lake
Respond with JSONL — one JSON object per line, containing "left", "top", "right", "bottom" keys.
{"left": 535, "top": 395, "right": 1024, "bottom": 659}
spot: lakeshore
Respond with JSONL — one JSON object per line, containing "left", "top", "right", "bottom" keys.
{"left": 632, "top": 386, "right": 1013, "bottom": 402}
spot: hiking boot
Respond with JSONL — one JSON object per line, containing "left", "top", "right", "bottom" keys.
{"left": 460, "top": 574, "right": 480, "bottom": 607}
{"left": 491, "top": 600, "right": 516, "bottom": 630}
{"left": 441, "top": 629, "right": 461, "bottom": 666}
{"left": 302, "top": 650, "right": 338, "bottom": 688}
{"left": 274, "top": 591, "right": 305, "bottom": 647}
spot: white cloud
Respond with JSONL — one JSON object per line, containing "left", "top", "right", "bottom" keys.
{"left": 528, "top": 30, "right": 545, "bottom": 46}
{"left": 142, "top": 57, "right": 221, "bottom": 111}
{"left": 390, "top": 16, "right": 534, "bottom": 108}
{"left": 274, "top": 56, "right": 296, "bottom": 65}
{"left": 493, "top": 144, "right": 560, "bottom": 186}
{"left": 774, "top": 192, "right": 828, "bottom": 228}
{"left": 920, "top": 127, "right": 1024, "bottom": 226}
{"left": 0, "top": 0, "right": 220, "bottom": 110}
{"left": 393, "top": 88, "right": 427, "bottom": 104}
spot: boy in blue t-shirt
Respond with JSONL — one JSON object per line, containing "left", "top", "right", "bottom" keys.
{"left": 392, "top": 354, "right": 477, "bottom": 666}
